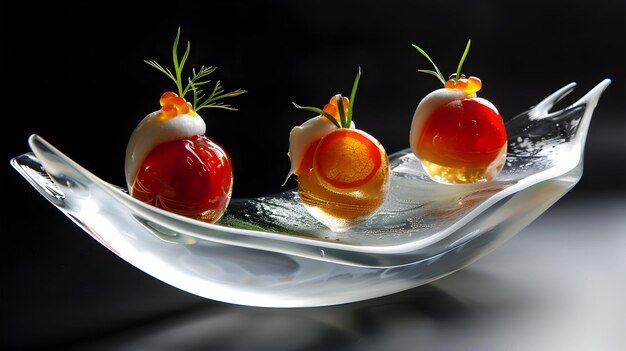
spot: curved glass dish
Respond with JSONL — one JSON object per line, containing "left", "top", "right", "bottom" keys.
{"left": 11, "top": 80, "right": 610, "bottom": 307}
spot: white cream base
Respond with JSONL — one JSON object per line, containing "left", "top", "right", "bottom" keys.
{"left": 125, "top": 111, "right": 206, "bottom": 189}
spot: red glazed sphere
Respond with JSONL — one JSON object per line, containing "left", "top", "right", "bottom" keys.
{"left": 417, "top": 98, "right": 507, "bottom": 169}
{"left": 131, "top": 135, "right": 233, "bottom": 223}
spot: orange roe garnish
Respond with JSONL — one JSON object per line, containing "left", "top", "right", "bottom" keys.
{"left": 158, "top": 91, "right": 196, "bottom": 119}
{"left": 322, "top": 96, "right": 350, "bottom": 122}
{"left": 159, "top": 91, "right": 178, "bottom": 105}
{"left": 445, "top": 76, "right": 482, "bottom": 95}
{"left": 467, "top": 76, "right": 482, "bottom": 91}
{"left": 161, "top": 104, "right": 178, "bottom": 118}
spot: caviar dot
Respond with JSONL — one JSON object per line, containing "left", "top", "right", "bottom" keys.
{"left": 467, "top": 76, "right": 482, "bottom": 92}
{"left": 161, "top": 104, "right": 177, "bottom": 117}
{"left": 160, "top": 91, "right": 178, "bottom": 106}
{"left": 169, "top": 96, "right": 187, "bottom": 107}
{"left": 456, "top": 79, "right": 468, "bottom": 91}
{"left": 176, "top": 102, "right": 190, "bottom": 114}
{"left": 323, "top": 102, "right": 338, "bottom": 117}
{"left": 321, "top": 96, "right": 350, "bottom": 123}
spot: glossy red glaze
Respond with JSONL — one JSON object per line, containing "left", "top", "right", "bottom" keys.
{"left": 131, "top": 135, "right": 233, "bottom": 222}
{"left": 417, "top": 98, "right": 507, "bottom": 168}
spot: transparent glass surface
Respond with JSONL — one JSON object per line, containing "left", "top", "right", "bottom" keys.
{"left": 11, "top": 80, "right": 610, "bottom": 307}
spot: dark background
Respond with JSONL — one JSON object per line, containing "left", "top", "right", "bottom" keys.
{"left": 1, "top": 0, "right": 624, "bottom": 350}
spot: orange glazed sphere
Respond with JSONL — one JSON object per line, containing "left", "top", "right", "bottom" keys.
{"left": 296, "top": 128, "right": 390, "bottom": 232}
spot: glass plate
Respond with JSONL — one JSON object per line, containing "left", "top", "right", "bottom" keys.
{"left": 11, "top": 80, "right": 610, "bottom": 307}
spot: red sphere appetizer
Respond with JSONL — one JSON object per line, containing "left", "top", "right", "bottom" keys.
{"left": 125, "top": 29, "right": 246, "bottom": 222}
{"left": 410, "top": 40, "right": 507, "bottom": 183}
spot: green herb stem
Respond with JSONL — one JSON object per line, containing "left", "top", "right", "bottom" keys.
{"left": 413, "top": 40, "right": 473, "bottom": 84}
{"left": 412, "top": 44, "right": 446, "bottom": 85}
{"left": 144, "top": 27, "right": 246, "bottom": 112}
{"left": 347, "top": 67, "right": 360, "bottom": 127}
{"left": 293, "top": 67, "right": 362, "bottom": 129}
{"left": 335, "top": 94, "right": 348, "bottom": 128}
{"left": 292, "top": 102, "right": 341, "bottom": 128}
{"left": 455, "top": 39, "right": 471, "bottom": 82}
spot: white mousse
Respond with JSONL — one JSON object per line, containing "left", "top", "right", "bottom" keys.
{"left": 125, "top": 111, "right": 206, "bottom": 189}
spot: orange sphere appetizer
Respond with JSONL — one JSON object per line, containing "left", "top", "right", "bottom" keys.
{"left": 125, "top": 29, "right": 246, "bottom": 223}
{"left": 288, "top": 69, "right": 390, "bottom": 232}
{"left": 410, "top": 40, "right": 507, "bottom": 183}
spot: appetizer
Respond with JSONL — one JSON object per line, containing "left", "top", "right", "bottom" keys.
{"left": 410, "top": 40, "right": 507, "bottom": 183}
{"left": 288, "top": 69, "right": 390, "bottom": 232}
{"left": 125, "top": 28, "right": 246, "bottom": 223}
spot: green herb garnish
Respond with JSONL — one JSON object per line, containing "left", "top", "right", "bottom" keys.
{"left": 412, "top": 39, "right": 472, "bottom": 84}
{"left": 144, "top": 27, "right": 247, "bottom": 111}
{"left": 291, "top": 103, "right": 342, "bottom": 128}
{"left": 292, "top": 67, "right": 361, "bottom": 128}
{"left": 455, "top": 39, "right": 471, "bottom": 83}
{"left": 411, "top": 44, "right": 446, "bottom": 85}
{"left": 347, "top": 67, "right": 360, "bottom": 126}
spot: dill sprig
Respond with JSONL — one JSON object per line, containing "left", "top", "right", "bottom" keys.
{"left": 455, "top": 39, "right": 471, "bottom": 82}
{"left": 292, "top": 68, "right": 362, "bottom": 129}
{"left": 411, "top": 44, "right": 446, "bottom": 85}
{"left": 144, "top": 27, "right": 246, "bottom": 111}
{"left": 412, "top": 39, "right": 472, "bottom": 84}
